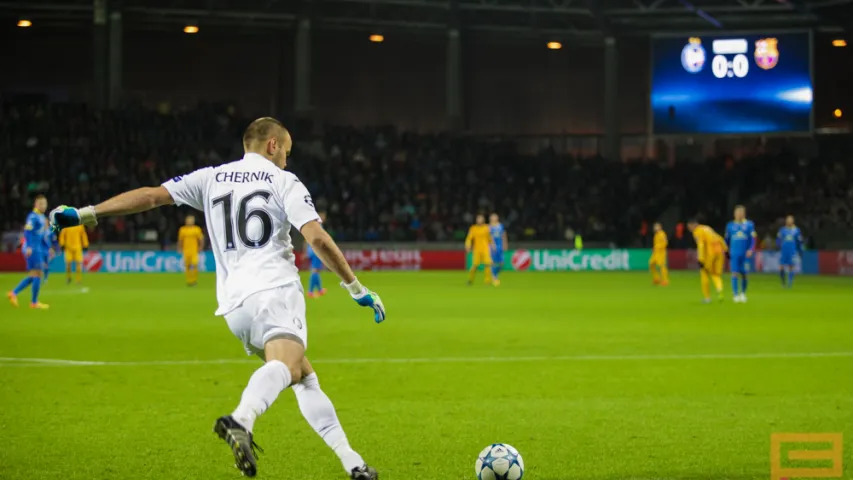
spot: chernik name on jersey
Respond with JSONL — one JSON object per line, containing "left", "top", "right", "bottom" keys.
{"left": 215, "top": 171, "right": 275, "bottom": 184}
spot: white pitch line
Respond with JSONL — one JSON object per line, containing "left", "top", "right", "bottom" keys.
{"left": 42, "top": 287, "right": 91, "bottom": 296}
{"left": 0, "top": 351, "right": 852, "bottom": 367}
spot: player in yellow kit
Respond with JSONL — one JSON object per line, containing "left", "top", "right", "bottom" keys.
{"left": 649, "top": 222, "right": 669, "bottom": 286}
{"left": 177, "top": 214, "right": 205, "bottom": 286}
{"left": 687, "top": 219, "right": 728, "bottom": 303}
{"left": 59, "top": 225, "right": 89, "bottom": 284}
{"left": 465, "top": 214, "right": 496, "bottom": 286}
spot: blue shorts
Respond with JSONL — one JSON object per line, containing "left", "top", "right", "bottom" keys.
{"left": 491, "top": 249, "right": 503, "bottom": 264}
{"left": 729, "top": 254, "right": 747, "bottom": 274}
{"left": 780, "top": 252, "right": 796, "bottom": 266}
{"left": 25, "top": 252, "right": 47, "bottom": 271}
{"left": 310, "top": 258, "right": 324, "bottom": 270}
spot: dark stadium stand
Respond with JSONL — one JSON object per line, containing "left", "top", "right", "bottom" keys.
{"left": 2, "top": 100, "right": 851, "bottom": 248}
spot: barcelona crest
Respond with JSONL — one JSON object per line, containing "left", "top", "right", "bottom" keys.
{"left": 754, "top": 38, "right": 779, "bottom": 70}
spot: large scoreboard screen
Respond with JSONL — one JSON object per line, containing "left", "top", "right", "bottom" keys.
{"left": 651, "top": 32, "right": 812, "bottom": 134}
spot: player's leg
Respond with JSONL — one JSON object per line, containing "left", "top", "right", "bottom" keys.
{"left": 780, "top": 253, "right": 794, "bottom": 288}
{"left": 730, "top": 255, "right": 740, "bottom": 298}
{"left": 308, "top": 268, "right": 320, "bottom": 296}
{"left": 659, "top": 258, "right": 669, "bottom": 285}
{"left": 711, "top": 255, "right": 724, "bottom": 301}
{"left": 13, "top": 253, "right": 48, "bottom": 309}
{"left": 65, "top": 250, "right": 74, "bottom": 284}
{"left": 183, "top": 256, "right": 193, "bottom": 286}
{"left": 233, "top": 337, "right": 304, "bottom": 430}
{"left": 307, "top": 268, "right": 316, "bottom": 295}
{"left": 295, "top": 358, "right": 377, "bottom": 479}
{"left": 43, "top": 264, "right": 50, "bottom": 283}
{"left": 75, "top": 256, "right": 84, "bottom": 283}
{"left": 217, "top": 286, "right": 309, "bottom": 477}
{"left": 468, "top": 254, "right": 480, "bottom": 285}
{"left": 739, "top": 256, "right": 749, "bottom": 297}
{"left": 217, "top": 336, "right": 303, "bottom": 477}
{"left": 191, "top": 255, "right": 200, "bottom": 285}
{"left": 73, "top": 249, "right": 84, "bottom": 283}
{"left": 29, "top": 266, "right": 46, "bottom": 309}
{"left": 9, "top": 270, "right": 35, "bottom": 307}
{"left": 483, "top": 254, "right": 493, "bottom": 284}
{"left": 491, "top": 250, "right": 502, "bottom": 284}
{"left": 649, "top": 257, "right": 661, "bottom": 284}
{"left": 700, "top": 269, "right": 711, "bottom": 302}
{"left": 187, "top": 259, "right": 194, "bottom": 285}
{"left": 217, "top": 335, "right": 303, "bottom": 477}
{"left": 312, "top": 267, "right": 325, "bottom": 295}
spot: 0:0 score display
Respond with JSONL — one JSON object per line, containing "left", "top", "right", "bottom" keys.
{"left": 710, "top": 39, "right": 750, "bottom": 78}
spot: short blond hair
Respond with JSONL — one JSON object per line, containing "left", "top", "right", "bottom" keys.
{"left": 242, "top": 117, "right": 287, "bottom": 151}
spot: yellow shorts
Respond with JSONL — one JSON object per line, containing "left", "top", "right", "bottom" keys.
{"left": 649, "top": 252, "right": 667, "bottom": 266}
{"left": 703, "top": 254, "right": 724, "bottom": 276}
{"left": 471, "top": 250, "right": 492, "bottom": 266}
{"left": 64, "top": 249, "right": 83, "bottom": 263}
{"left": 183, "top": 253, "right": 199, "bottom": 267}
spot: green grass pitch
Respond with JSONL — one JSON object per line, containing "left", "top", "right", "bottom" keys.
{"left": 1, "top": 271, "right": 852, "bottom": 480}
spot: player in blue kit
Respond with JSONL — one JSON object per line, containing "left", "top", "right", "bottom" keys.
{"left": 777, "top": 215, "right": 803, "bottom": 288}
{"left": 305, "top": 212, "right": 328, "bottom": 298}
{"left": 725, "top": 205, "right": 756, "bottom": 303}
{"left": 489, "top": 213, "right": 507, "bottom": 286}
{"left": 7, "top": 195, "right": 51, "bottom": 309}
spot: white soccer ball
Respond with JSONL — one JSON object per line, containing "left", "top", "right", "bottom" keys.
{"left": 475, "top": 443, "right": 524, "bottom": 480}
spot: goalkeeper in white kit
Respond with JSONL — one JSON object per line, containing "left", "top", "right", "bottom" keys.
{"left": 50, "top": 117, "right": 385, "bottom": 479}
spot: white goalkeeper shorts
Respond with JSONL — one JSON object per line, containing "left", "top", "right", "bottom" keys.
{"left": 224, "top": 282, "right": 308, "bottom": 356}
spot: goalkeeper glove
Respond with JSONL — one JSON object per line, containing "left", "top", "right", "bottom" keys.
{"left": 341, "top": 278, "right": 386, "bottom": 323}
{"left": 49, "top": 205, "right": 97, "bottom": 232}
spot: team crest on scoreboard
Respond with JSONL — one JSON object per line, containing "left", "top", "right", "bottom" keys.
{"left": 681, "top": 37, "right": 706, "bottom": 73}
{"left": 754, "top": 38, "right": 779, "bottom": 70}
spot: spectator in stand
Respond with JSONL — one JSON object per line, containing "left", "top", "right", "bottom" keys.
{"left": 2, "top": 99, "right": 852, "bottom": 247}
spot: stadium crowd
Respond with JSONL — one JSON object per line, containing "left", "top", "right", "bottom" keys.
{"left": 1, "top": 100, "right": 851, "bottom": 250}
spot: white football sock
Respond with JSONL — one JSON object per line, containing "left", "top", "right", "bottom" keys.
{"left": 293, "top": 373, "right": 365, "bottom": 473}
{"left": 232, "top": 360, "right": 292, "bottom": 433}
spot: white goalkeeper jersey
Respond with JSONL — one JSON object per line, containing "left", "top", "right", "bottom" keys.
{"left": 162, "top": 153, "right": 320, "bottom": 316}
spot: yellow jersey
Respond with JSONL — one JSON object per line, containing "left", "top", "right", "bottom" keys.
{"left": 59, "top": 226, "right": 89, "bottom": 250}
{"left": 465, "top": 224, "right": 493, "bottom": 252}
{"left": 653, "top": 230, "right": 668, "bottom": 251}
{"left": 178, "top": 225, "right": 204, "bottom": 255}
{"left": 692, "top": 225, "right": 727, "bottom": 262}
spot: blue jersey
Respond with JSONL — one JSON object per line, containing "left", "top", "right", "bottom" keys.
{"left": 725, "top": 220, "right": 756, "bottom": 256}
{"left": 23, "top": 210, "right": 49, "bottom": 255}
{"left": 777, "top": 226, "right": 803, "bottom": 254}
{"left": 489, "top": 223, "right": 505, "bottom": 251}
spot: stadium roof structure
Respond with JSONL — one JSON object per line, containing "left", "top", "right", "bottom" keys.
{"left": 2, "top": 0, "right": 851, "bottom": 39}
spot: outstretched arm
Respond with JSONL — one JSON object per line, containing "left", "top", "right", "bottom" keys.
{"left": 300, "top": 220, "right": 356, "bottom": 285}
{"left": 93, "top": 186, "right": 174, "bottom": 218}
{"left": 53, "top": 186, "right": 175, "bottom": 230}
{"left": 301, "top": 220, "right": 386, "bottom": 323}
